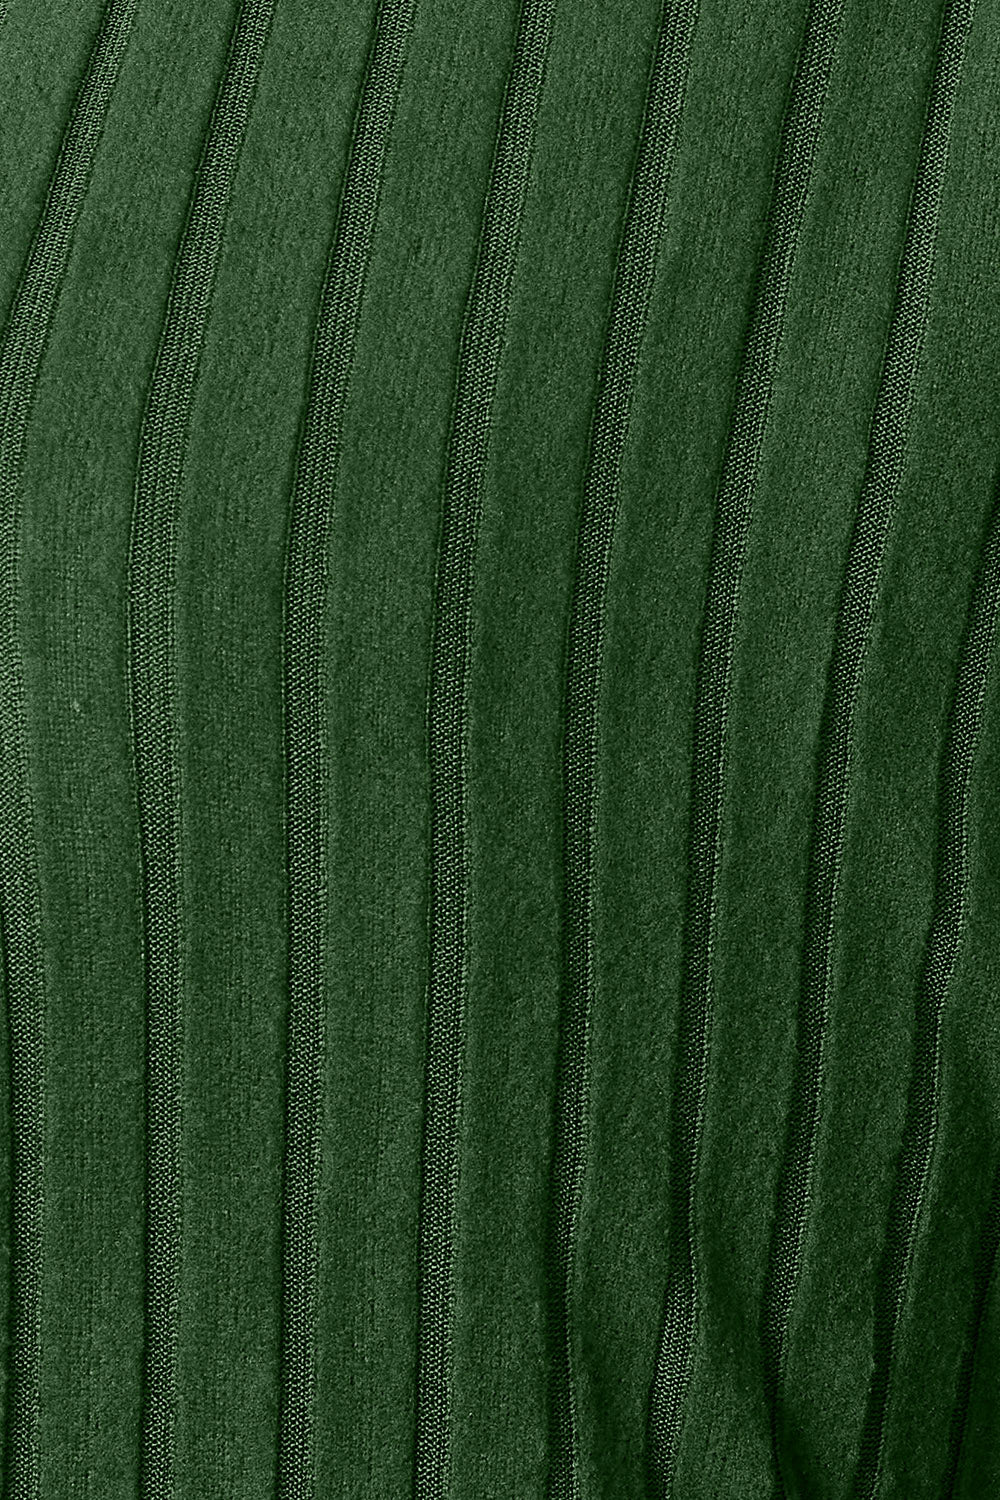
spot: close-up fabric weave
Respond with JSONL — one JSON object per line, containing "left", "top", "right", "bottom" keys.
{"left": 1, "top": 1, "right": 999, "bottom": 1496}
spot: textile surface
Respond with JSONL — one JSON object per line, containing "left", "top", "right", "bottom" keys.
{"left": 0, "top": 2, "right": 999, "bottom": 1497}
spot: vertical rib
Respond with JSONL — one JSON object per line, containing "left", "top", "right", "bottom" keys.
{"left": 943, "top": 1158, "right": 1000, "bottom": 1497}
{"left": 548, "top": 6, "right": 700, "bottom": 1499}
{"left": 277, "top": 5, "right": 413, "bottom": 1497}
{"left": 126, "top": 6, "right": 274, "bottom": 1497}
{"left": 0, "top": 4, "right": 137, "bottom": 1495}
{"left": 761, "top": 4, "right": 976, "bottom": 1494}
{"left": 853, "top": 483, "right": 1000, "bottom": 1497}
{"left": 417, "top": 4, "right": 555, "bottom": 1494}
{"left": 647, "top": 2, "right": 844, "bottom": 1492}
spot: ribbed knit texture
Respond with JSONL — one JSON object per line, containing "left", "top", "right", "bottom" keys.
{"left": 2, "top": 4, "right": 1000, "bottom": 1498}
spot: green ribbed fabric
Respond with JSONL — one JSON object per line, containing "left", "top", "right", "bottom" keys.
{"left": 1, "top": 3, "right": 999, "bottom": 1497}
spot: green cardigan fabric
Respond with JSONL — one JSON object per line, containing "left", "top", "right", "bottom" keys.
{"left": 1, "top": 1, "right": 999, "bottom": 1496}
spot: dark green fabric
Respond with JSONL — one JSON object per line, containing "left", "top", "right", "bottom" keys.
{"left": 1, "top": 2, "right": 999, "bottom": 1497}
